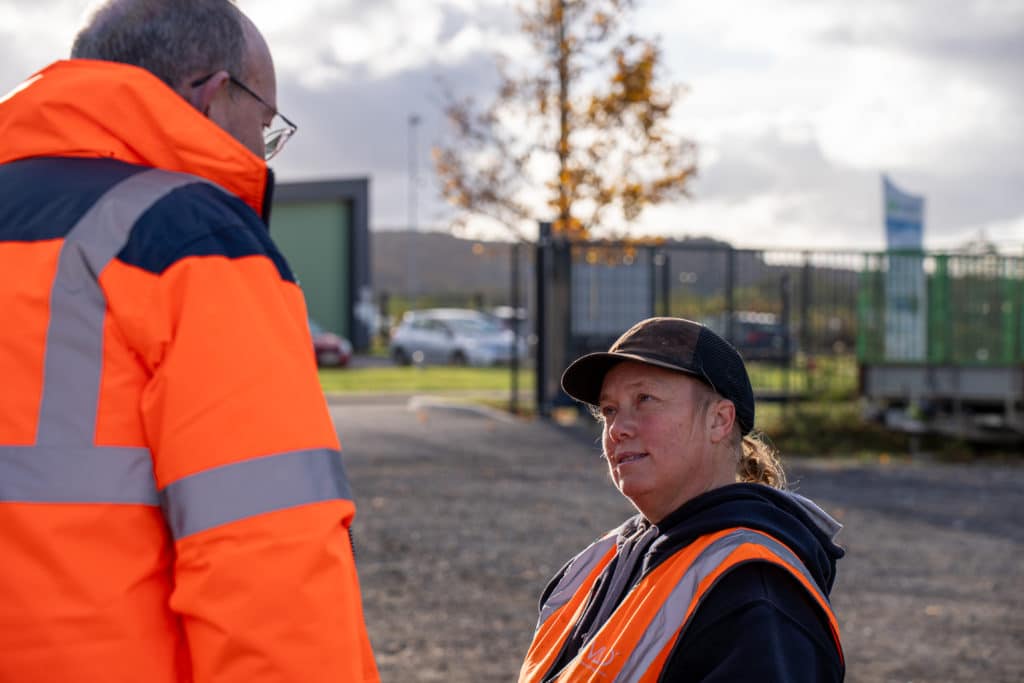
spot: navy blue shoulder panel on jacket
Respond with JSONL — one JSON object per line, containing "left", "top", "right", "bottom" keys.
{"left": 0, "top": 157, "right": 147, "bottom": 242}
{"left": 117, "top": 181, "right": 295, "bottom": 282}
{"left": 0, "top": 156, "right": 293, "bottom": 283}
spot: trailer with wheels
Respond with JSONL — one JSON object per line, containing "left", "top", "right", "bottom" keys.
{"left": 857, "top": 252, "right": 1024, "bottom": 442}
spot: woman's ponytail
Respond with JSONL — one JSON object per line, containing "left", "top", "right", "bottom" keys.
{"left": 736, "top": 433, "right": 787, "bottom": 489}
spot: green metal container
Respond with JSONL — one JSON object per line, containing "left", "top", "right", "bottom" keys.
{"left": 857, "top": 252, "right": 1024, "bottom": 366}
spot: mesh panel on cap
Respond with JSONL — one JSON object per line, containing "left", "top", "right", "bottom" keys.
{"left": 694, "top": 327, "right": 755, "bottom": 433}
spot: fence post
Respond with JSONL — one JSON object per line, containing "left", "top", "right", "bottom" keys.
{"left": 801, "top": 252, "right": 812, "bottom": 357}
{"left": 377, "top": 290, "right": 390, "bottom": 347}
{"left": 781, "top": 272, "right": 792, "bottom": 404}
{"left": 656, "top": 249, "right": 670, "bottom": 316}
{"left": 648, "top": 247, "right": 661, "bottom": 317}
{"left": 535, "top": 223, "right": 550, "bottom": 417}
{"left": 510, "top": 241, "right": 521, "bottom": 415}
{"left": 535, "top": 222, "right": 572, "bottom": 418}
{"left": 725, "top": 247, "right": 736, "bottom": 343}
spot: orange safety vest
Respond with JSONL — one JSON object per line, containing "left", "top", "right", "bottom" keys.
{"left": 520, "top": 527, "right": 843, "bottom": 683}
{"left": 0, "top": 60, "right": 378, "bottom": 682}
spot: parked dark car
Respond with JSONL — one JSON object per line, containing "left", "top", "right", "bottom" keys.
{"left": 309, "top": 319, "right": 352, "bottom": 367}
{"left": 704, "top": 311, "right": 792, "bottom": 362}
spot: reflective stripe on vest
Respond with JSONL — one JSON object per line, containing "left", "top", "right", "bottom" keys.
{"left": 539, "top": 534, "right": 618, "bottom": 628}
{"left": 519, "top": 534, "right": 618, "bottom": 683}
{"left": 523, "top": 527, "right": 843, "bottom": 683}
{"left": 0, "top": 168, "right": 355, "bottom": 539}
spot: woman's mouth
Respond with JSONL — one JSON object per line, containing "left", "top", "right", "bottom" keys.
{"left": 615, "top": 452, "right": 648, "bottom": 465}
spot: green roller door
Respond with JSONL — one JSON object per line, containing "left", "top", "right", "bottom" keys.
{"left": 270, "top": 201, "right": 350, "bottom": 337}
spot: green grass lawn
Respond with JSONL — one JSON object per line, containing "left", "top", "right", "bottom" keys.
{"left": 319, "top": 365, "right": 535, "bottom": 393}
{"left": 754, "top": 401, "right": 910, "bottom": 456}
{"left": 746, "top": 354, "right": 858, "bottom": 400}
{"left": 323, "top": 355, "right": 857, "bottom": 397}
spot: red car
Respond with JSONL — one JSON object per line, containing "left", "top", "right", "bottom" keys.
{"left": 309, "top": 319, "right": 352, "bottom": 367}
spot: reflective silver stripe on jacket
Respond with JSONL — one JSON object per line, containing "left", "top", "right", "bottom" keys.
{"left": 1, "top": 169, "right": 197, "bottom": 506}
{"left": 0, "top": 445, "right": 159, "bottom": 505}
{"left": 611, "top": 528, "right": 832, "bottom": 682}
{"left": 0, "top": 167, "right": 356, "bottom": 538}
{"left": 161, "top": 448, "right": 353, "bottom": 540}
{"left": 537, "top": 534, "right": 618, "bottom": 629}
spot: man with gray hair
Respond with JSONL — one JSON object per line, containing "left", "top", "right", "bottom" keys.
{"left": 0, "top": 2, "right": 379, "bottom": 681}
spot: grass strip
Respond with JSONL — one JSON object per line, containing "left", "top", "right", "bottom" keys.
{"left": 319, "top": 365, "right": 535, "bottom": 393}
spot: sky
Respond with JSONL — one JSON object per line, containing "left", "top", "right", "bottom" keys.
{"left": 1, "top": 0, "right": 1021, "bottom": 252}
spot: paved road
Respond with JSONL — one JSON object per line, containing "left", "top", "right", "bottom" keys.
{"left": 329, "top": 396, "right": 1024, "bottom": 683}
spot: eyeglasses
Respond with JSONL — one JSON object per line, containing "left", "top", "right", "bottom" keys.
{"left": 190, "top": 72, "right": 297, "bottom": 161}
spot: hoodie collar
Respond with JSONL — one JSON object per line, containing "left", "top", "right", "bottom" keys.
{"left": 631, "top": 483, "right": 845, "bottom": 594}
{"left": 0, "top": 59, "right": 270, "bottom": 219}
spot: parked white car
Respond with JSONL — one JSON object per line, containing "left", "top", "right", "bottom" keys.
{"left": 389, "top": 308, "right": 527, "bottom": 366}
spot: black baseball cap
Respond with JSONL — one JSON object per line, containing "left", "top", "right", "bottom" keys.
{"left": 560, "top": 317, "right": 755, "bottom": 434}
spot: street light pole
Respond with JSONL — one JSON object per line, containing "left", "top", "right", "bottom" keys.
{"left": 406, "top": 113, "right": 421, "bottom": 301}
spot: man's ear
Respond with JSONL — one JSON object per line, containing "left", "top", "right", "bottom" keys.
{"left": 707, "top": 399, "right": 736, "bottom": 444}
{"left": 184, "top": 70, "right": 231, "bottom": 116}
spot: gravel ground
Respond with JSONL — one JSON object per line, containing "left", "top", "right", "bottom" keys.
{"left": 330, "top": 398, "right": 1024, "bottom": 682}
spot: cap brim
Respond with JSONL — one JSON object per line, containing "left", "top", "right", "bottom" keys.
{"left": 560, "top": 351, "right": 704, "bottom": 406}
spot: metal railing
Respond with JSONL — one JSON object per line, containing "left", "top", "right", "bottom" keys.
{"left": 534, "top": 236, "right": 1023, "bottom": 416}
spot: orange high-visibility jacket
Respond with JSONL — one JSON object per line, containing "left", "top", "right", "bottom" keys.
{"left": 519, "top": 527, "right": 844, "bottom": 683}
{"left": 0, "top": 60, "right": 379, "bottom": 683}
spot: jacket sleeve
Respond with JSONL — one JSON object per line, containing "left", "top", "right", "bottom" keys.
{"left": 128, "top": 223, "right": 379, "bottom": 682}
{"left": 661, "top": 563, "right": 843, "bottom": 682}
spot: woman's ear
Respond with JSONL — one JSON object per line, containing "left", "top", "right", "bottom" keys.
{"left": 707, "top": 399, "right": 736, "bottom": 444}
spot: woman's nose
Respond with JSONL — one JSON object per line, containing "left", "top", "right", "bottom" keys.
{"left": 606, "top": 411, "right": 635, "bottom": 442}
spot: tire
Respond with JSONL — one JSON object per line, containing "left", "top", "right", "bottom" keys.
{"left": 450, "top": 350, "right": 468, "bottom": 366}
{"left": 392, "top": 347, "right": 411, "bottom": 366}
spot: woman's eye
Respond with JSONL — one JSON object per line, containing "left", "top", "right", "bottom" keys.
{"left": 600, "top": 405, "right": 616, "bottom": 418}
{"left": 638, "top": 393, "right": 653, "bottom": 403}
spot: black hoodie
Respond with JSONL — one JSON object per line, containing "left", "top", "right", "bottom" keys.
{"left": 539, "top": 483, "right": 845, "bottom": 682}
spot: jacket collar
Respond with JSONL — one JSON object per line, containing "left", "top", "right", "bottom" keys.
{"left": 0, "top": 59, "right": 270, "bottom": 219}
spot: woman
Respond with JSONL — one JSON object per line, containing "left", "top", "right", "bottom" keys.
{"left": 519, "top": 317, "right": 845, "bottom": 682}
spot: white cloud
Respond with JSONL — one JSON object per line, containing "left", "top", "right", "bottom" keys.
{"left": 248, "top": 0, "right": 521, "bottom": 87}
{"left": 815, "top": 47, "right": 1015, "bottom": 173}
{"left": 0, "top": 1, "right": 93, "bottom": 88}
{"left": 627, "top": 0, "right": 1023, "bottom": 249}
{"left": 933, "top": 213, "right": 1024, "bottom": 253}
{"left": 0, "top": 0, "right": 1020, "bottom": 252}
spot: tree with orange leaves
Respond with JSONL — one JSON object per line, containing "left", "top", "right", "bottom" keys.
{"left": 433, "top": 0, "right": 696, "bottom": 242}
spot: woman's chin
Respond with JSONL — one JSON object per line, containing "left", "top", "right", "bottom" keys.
{"left": 616, "top": 479, "right": 656, "bottom": 508}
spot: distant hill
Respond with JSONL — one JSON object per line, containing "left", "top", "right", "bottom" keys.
{"left": 372, "top": 230, "right": 522, "bottom": 299}
{"left": 369, "top": 230, "right": 858, "bottom": 308}
{"left": 371, "top": 231, "right": 750, "bottom": 297}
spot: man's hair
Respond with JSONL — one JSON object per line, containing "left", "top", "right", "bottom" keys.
{"left": 71, "top": 0, "right": 246, "bottom": 91}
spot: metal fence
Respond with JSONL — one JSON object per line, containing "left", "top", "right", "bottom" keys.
{"left": 371, "top": 230, "right": 1024, "bottom": 434}
{"left": 533, "top": 231, "right": 1024, "bottom": 418}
